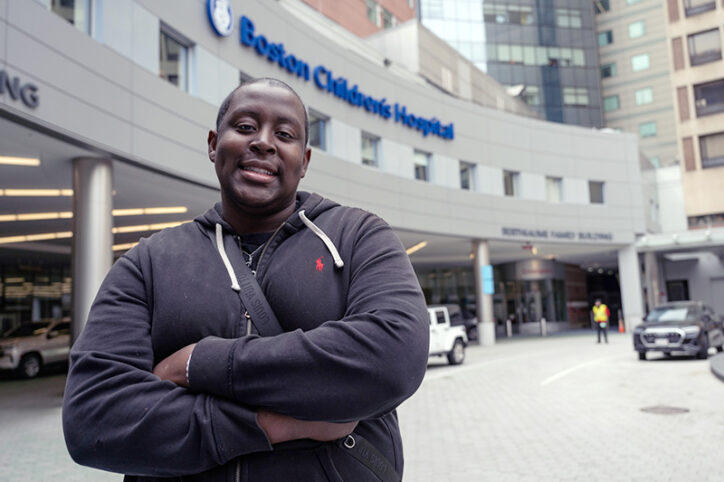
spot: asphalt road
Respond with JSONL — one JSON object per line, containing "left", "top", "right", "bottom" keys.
{"left": 1, "top": 331, "right": 722, "bottom": 481}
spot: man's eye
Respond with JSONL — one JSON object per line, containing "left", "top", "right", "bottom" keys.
{"left": 277, "top": 131, "right": 294, "bottom": 139}
{"left": 236, "top": 124, "right": 254, "bottom": 132}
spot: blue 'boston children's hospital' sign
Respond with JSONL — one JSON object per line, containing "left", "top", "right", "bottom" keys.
{"left": 206, "top": 0, "right": 454, "bottom": 140}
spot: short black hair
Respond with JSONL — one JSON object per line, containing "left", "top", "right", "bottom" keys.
{"left": 215, "top": 77, "right": 310, "bottom": 146}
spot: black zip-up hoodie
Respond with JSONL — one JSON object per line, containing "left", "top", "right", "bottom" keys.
{"left": 63, "top": 192, "right": 429, "bottom": 481}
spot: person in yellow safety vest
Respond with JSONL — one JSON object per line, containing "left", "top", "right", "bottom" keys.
{"left": 592, "top": 299, "right": 610, "bottom": 344}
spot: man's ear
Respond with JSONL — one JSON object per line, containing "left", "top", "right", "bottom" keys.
{"left": 207, "top": 130, "right": 218, "bottom": 163}
{"left": 300, "top": 147, "right": 312, "bottom": 178}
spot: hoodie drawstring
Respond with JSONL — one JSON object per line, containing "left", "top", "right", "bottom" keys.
{"left": 216, "top": 223, "right": 241, "bottom": 291}
{"left": 299, "top": 210, "right": 345, "bottom": 268}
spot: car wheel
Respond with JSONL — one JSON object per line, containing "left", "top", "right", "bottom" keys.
{"left": 447, "top": 339, "right": 465, "bottom": 365}
{"left": 17, "top": 354, "right": 41, "bottom": 379}
{"left": 638, "top": 351, "right": 646, "bottom": 361}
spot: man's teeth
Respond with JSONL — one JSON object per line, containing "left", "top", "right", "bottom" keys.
{"left": 243, "top": 166, "right": 274, "bottom": 175}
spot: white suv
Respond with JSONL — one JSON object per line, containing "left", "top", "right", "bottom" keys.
{"left": 0, "top": 318, "right": 71, "bottom": 378}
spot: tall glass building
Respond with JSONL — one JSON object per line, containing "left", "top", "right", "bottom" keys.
{"left": 418, "top": 0, "right": 605, "bottom": 127}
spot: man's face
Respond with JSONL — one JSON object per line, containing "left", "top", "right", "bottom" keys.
{"left": 208, "top": 83, "right": 311, "bottom": 217}
{"left": 595, "top": 301, "right": 601, "bottom": 306}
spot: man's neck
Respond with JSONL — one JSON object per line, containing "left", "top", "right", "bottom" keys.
{"left": 220, "top": 199, "right": 297, "bottom": 235}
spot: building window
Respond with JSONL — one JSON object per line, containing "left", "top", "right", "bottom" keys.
{"left": 626, "top": 0, "right": 642, "bottom": 4}
{"left": 556, "top": 9, "right": 582, "bottom": 28}
{"left": 414, "top": 150, "right": 431, "bottom": 181}
{"left": 483, "top": 4, "right": 535, "bottom": 25}
{"left": 366, "top": 0, "right": 380, "bottom": 26}
{"left": 639, "top": 121, "right": 657, "bottom": 138}
{"left": 687, "top": 29, "right": 722, "bottom": 66}
{"left": 598, "top": 30, "right": 613, "bottom": 47}
{"left": 694, "top": 79, "right": 724, "bottom": 117}
{"left": 50, "top": 0, "right": 91, "bottom": 33}
{"left": 601, "top": 63, "right": 617, "bottom": 78}
{"left": 635, "top": 87, "right": 654, "bottom": 105}
{"left": 629, "top": 20, "right": 646, "bottom": 39}
{"left": 486, "top": 44, "right": 585, "bottom": 67}
{"left": 631, "top": 53, "right": 650, "bottom": 72}
{"left": 309, "top": 111, "right": 328, "bottom": 150}
{"left": 589, "top": 181, "right": 605, "bottom": 204}
{"left": 361, "top": 133, "right": 379, "bottom": 167}
{"left": 381, "top": 8, "right": 395, "bottom": 28}
{"left": 563, "top": 87, "right": 589, "bottom": 106}
{"left": 521, "top": 86, "right": 541, "bottom": 106}
{"left": 594, "top": 0, "right": 610, "bottom": 14}
{"left": 666, "top": 280, "right": 690, "bottom": 301}
{"left": 159, "top": 26, "right": 190, "bottom": 91}
{"left": 503, "top": 170, "right": 519, "bottom": 197}
{"left": 700, "top": 132, "right": 724, "bottom": 168}
{"left": 460, "top": 162, "right": 476, "bottom": 191}
{"left": 546, "top": 176, "right": 563, "bottom": 202}
{"left": 683, "top": 0, "right": 716, "bottom": 17}
{"left": 603, "top": 95, "right": 620, "bottom": 112}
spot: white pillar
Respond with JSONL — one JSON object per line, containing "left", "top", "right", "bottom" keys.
{"left": 644, "top": 251, "right": 662, "bottom": 311}
{"left": 617, "top": 244, "right": 644, "bottom": 332}
{"left": 71, "top": 158, "right": 113, "bottom": 343}
{"left": 473, "top": 240, "right": 495, "bottom": 346}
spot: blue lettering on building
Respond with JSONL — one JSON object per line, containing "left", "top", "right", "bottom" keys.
{"left": 235, "top": 15, "right": 453, "bottom": 140}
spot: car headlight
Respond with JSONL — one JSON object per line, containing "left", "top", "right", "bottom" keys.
{"left": 682, "top": 326, "right": 701, "bottom": 336}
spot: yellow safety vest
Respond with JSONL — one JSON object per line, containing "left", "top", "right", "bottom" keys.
{"left": 592, "top": 304, "right": 609, "bottom": 322}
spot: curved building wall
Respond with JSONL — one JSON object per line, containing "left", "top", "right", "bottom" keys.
{"left": 0, "top": 0, "right": 644, "bottom": 249}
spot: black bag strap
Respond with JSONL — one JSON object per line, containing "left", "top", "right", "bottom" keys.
{"left": 336, "top": 434, "right": 401, "bottom": 482}
{"left": 217, "top": 227, "right": 284, "bottom": 337}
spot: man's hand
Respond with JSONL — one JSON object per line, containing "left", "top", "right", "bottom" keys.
{"left": 153, "top": 343, "right": 196, "bottom": 387}
{"left": 257, "top": 410, "right": 358, "bottom": 444}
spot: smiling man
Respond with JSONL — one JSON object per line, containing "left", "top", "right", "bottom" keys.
{"left": 62, "top": 78, "right": 429, "bottom": 481}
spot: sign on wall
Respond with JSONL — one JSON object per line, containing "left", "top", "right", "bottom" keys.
{"left": 0, "top": 70, "right": 39, "bottom": 109}
{"left": 206, "top": 0, "right": 454, "bottom": 140}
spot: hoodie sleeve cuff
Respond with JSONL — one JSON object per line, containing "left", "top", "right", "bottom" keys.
{"left": 188, "top": 336, "right": 239, "bottom": 399}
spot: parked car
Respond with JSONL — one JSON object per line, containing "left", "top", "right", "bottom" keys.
{"left": 445, "top": 304, "right": 479, "bottom": 341}
{"left": 0, "top": 318, "right": 71, "bottom": 378}
{"left": 428, "top": 305, "right": 468, "bottom": 365}
{"left": 633, "top": 302, "right": 724, "bottom": 361}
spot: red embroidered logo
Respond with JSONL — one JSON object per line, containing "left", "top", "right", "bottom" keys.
{"left": 315, "top": 256, "right": 324, "bottom": 272}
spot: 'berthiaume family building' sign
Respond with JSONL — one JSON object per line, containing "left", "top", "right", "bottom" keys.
{"left": 206, "top": 0, "right": 455, "bottom": 140}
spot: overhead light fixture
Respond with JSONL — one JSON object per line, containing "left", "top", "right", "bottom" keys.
{"left": 0, "top": 231, "right": 72, "bottom": 244}
{"left": 0, "top": 156, "right": 40, "bottom": 166}
{"left": 531, "top": 246, "right": 538, "bottom": 255}
{"left": 111, "top": 221, "right": 189, "bottom": 234}
{"left": 406, "top": 240, "right": 428, "bottom": 255}
{"left": 0, "top": 206, "right": 188, "bottom": 222}
{"left": 0, "top": 189, "right": 73, "bottom": 196}
{"left": 0, "top": 221, "right": 189, "bottom": 244}
{"left": 113, "top": 242, "right": 139, "bottom": 251}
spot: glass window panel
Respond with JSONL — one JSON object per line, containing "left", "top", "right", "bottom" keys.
{"left": 460, "top": 161, "right": 476, "bottom": 191}
{"left": 601, "top": 62, "right": 617, "bottom": 78}
{"left": 414, "top": 150, "right": 430, "bottom": 181}
{"left": 546, "top": 176, "right": 562, "bottom": 202}
{"left": 523, "top": 46, "right": 536, "bottom": 65}
{"left": 511, "top": 45, "right": 523, "bottom": 63}
{"left": 700, "top": 132, "right": 724, "bottom": 168}
{"left": 629, "top": 21, "right": 646, "bottom": 38}
{"left": 309, "top": 111, "right": 328, "bottom": 150}
{"left": 589, "top": 181, "right": 605, "bottom": 204}
{"left": 635, "top": 87, "right": 653, "bottom": 105}
{"left": 603, "top": 95, "right": 620, "bottom": 111}
{"left": 159, "top": 29, "right": 189, "bottom": 91}
{"left": 361, "top": 133, "right": 379, "bottom": 167}
{"left": 688, "top": 29, "right": 722, "bottom": 66}
{"left": 639, "top": 121, "right": 657, "bottom": 137}
{"left": 631, "top": 53, "right": 650, "bottom": 71}
{"left": 598, "top": 30, "right": 613, "bottom": 46}
{"left": 694, "top": 79, "right": 724, "bottom": 117}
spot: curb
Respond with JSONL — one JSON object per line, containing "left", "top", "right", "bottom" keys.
{"left": 711, "top": 353, "right": 724, "bottom": 383}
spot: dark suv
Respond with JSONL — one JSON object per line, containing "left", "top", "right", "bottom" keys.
{"left": 633, "top": 302, "right": 724, "bottom": 360}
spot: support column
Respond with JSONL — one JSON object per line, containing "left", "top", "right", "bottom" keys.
{"left": 617, "top": 244, "right": 644, "bottom": 332}
{"left": 473, "top": 240, "right": 495, "bottom": 346}
{"left": 644, "top": 251, "right": 662, "bottom": 311}
{"left": 72, "top": 158, "right": 113, "bottom": 343}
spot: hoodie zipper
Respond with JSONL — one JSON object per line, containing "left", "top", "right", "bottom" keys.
{"left": 235, "top": 459, "right": 240, "bottom": 482}
{"left": 254, "top": 221, "right": 287, "bottom": 278}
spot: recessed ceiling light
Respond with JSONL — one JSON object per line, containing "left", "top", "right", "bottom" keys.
{"left": 0, "top": 156, "right": 40, "bottom": 166}
{"left": 406, "top": 241, "right": 428, "bottom": 255}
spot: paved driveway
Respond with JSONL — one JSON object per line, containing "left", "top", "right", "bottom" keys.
{"left": 400, "top": 331, "right": 724, "bottom": 481}
{"left": 1, "top": 331, "right": 722, "bottom": 481}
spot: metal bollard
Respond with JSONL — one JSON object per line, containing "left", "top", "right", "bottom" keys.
{"left": 506, "top": 319, "right": 512, "bottom": 338}
{"left": 540, "top": 317, "right": 547, "bottom": 337}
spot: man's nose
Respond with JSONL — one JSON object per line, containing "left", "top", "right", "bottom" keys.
{"left": 250, "top": 127, "right": 276, "bottom": 154}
